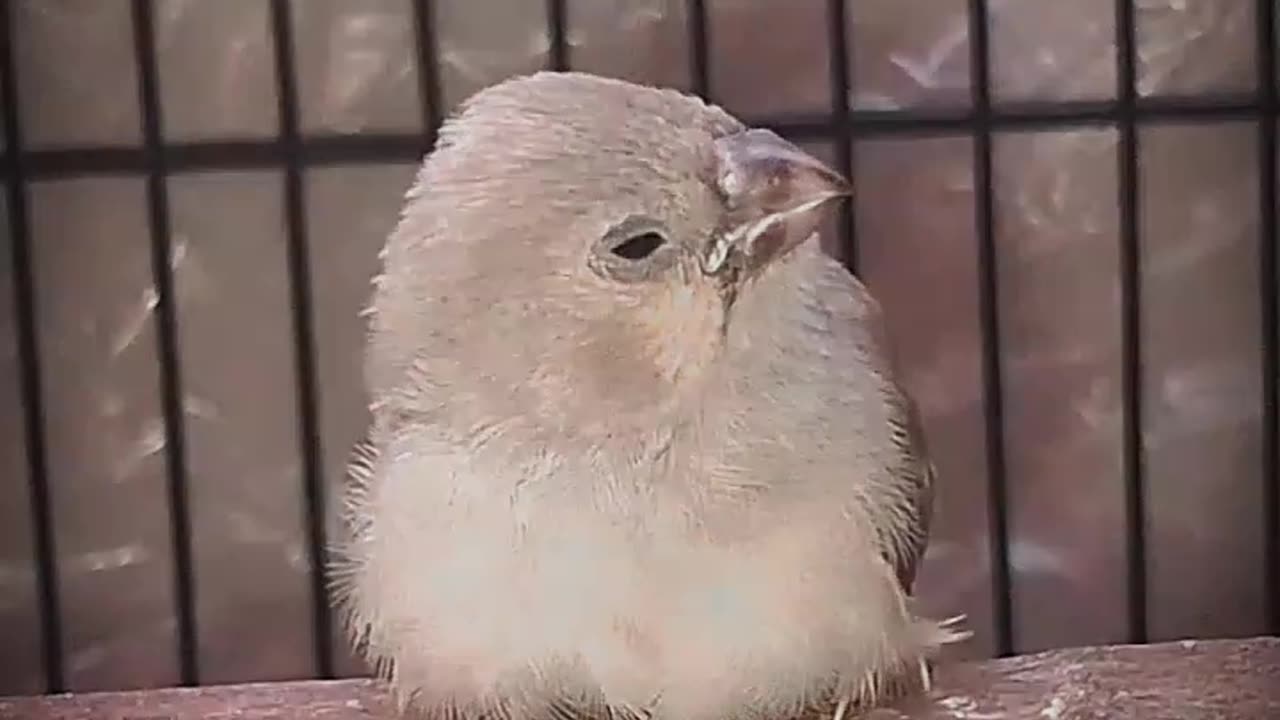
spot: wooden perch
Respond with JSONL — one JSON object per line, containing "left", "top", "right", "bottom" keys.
{"left": 2, "top": 637, "right": 1276, "bottom": 720}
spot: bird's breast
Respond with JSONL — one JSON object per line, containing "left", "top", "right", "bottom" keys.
{"left": 351, "top": 437, "right": 904, "bottom": 720}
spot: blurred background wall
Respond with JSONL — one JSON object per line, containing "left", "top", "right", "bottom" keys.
{"left": 0, "top": 0, "right": 1275, "bottom": 697}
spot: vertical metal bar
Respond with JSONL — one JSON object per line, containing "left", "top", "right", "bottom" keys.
{"left": 130, "top": 0, "right": 199, "bottom": 685}
{"left": 967, "top": 0, "right": 1014, "bottom": 657}
{"left": 0, "top": 0, "right": 65, "bottom": 694}
{"left": 410, "top": 0, "right": 444, "bottom": 145}
{"left": 826, "top": 0, "right": 857, "bottom": 273}
{"left": 687, "top": 0, "right": 711, "bottom": 99}
{"left": 268, "top": 0, "right": 334, "bottom": 679}
{"left": 1114, "top": 0, "right": 1148, "bottom": 645}
{"left": 547, "top": 0, "right": 569, "bottom": 71}
{"left": 1256, "top": 0, "right": 1278, "bottom": 637}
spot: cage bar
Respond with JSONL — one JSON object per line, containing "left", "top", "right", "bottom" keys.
{"left": 12, "top": 95, "right": 1273, "bottom": 183}
{"left": 410, "top": 0, "right": 444, "bottom": 144}
{"left": 0, "top": 0, "right": 64, "bottom": 695}
{"left": 130, "top": 0, "right": 201, "bottom": 686}
{"left": 688, "top": 0, "right": 711, "bottom": 99}
{"left": 825, "top": 0, "right": 856, "bottom": 272}
{"left": 966, "top": 0, "right": 1014, "bottom": 658}
{"left": 547, "top": 0, "right": 569, "bottom": 72}
{"left": 1114, "top": 0, "right": 1148, "bottom": 645}
{"left": 267, "top": 0, "right": 335, "bottom": 680}
{"left": 1256, "top": 0, "right": 1279, "bottom": 637}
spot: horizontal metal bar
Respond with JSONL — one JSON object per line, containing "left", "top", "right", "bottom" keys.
{"left": 850, "top": 95, "right": 1268, "bottom": 131}
{"left": 14, "top": 135, "right": 432, "bottom": 178}
{"left": 5, "top": 95, "right": 1275, "bottom": 179}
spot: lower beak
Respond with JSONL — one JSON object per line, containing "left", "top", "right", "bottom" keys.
{"left": 705, "top": 129, "right": 850, "bottom": 275}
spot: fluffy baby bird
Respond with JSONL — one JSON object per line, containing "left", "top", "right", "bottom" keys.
{"left": 330, "top": 71, "right": 966, "bottom": 720}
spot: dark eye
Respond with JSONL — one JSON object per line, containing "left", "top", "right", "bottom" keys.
{"left": 610, "top": 231, "right": 666, "bottom": 260}
{"left": 588, "top": 215, "right": 677, "bottom": 283}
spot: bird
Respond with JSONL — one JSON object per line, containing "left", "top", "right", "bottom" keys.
{"left": 328, "top": 70, "right": 967, "bottom": 720}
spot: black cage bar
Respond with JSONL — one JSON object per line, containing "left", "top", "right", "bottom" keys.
{"left": 2, "top": 0, "right": 1277, "bottom": 694}
{"left": 130, "top": 0, "right": 200, "bottom": 686}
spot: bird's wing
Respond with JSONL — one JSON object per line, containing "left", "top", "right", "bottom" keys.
{"left": 815, "top": 258, "right": 937, "bottom": 594}
{"left": 877, "top": 370, "right": 937, "bottom": 594}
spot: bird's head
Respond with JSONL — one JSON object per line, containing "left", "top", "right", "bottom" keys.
{"left": 368, "top": 72, "right": 849, "bottom": 441}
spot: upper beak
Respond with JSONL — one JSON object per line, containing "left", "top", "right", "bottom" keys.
{"left": 704, "top": 128, "right": 850, "bottom": 275}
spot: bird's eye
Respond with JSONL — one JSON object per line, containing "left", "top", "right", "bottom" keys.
{"left": 610, "top": 231, "right": 666, "bottom": 260}
{"left": 588, "top": 216, "right": 678, "bottom": 283}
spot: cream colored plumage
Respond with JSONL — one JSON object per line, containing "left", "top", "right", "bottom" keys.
{"left": 328, "top": 71, "right": 967, "bottom": 720}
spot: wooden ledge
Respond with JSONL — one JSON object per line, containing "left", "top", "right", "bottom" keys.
{"left": 2, "top": 637, "right": 1277, "bottom": 720}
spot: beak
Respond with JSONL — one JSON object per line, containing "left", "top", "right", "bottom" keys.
{"left": 703, "top": 128, "right": 850, "bottom": 276}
